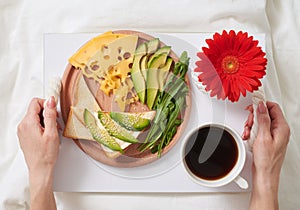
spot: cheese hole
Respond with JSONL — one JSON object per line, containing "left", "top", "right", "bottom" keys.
{"left": 123, "top": 52, "right": 131, "bottom": 60}
{"left": 118, "top": 47, "right": 122, "bottom": 54}
{"left": 104, "top": 55, "right": 110, "bottom": 60}
{"left": 101, "top": 45, "right": 109, "bottom": 52}
{"left": 84, "top": 66, "right": 92, "bottom": 74}
{"left": 117, "top": 56, "right": 122, "bottom": 61}
{"left": 108, "top": 65, "right": 114, "bottom": 71}
{"left": 91, "top": 64, "right": 99, "bottom": 70}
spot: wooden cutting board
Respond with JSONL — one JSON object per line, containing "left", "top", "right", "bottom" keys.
{"left": 60, "top": 30, "right": 191, "bottom": 168}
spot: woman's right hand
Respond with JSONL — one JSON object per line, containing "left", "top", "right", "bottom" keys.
{"left": 243, "top": 101, "right": 290, "bottom": 210}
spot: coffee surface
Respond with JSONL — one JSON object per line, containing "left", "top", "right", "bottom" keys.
{"left": 184, "top": 126, "right": 238, "bottom": 180}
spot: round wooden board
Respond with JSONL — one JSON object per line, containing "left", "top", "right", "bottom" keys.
{"left": 60, "top": 30, "right": 191, "bottom": 168}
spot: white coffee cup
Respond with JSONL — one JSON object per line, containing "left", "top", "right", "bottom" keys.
{"left": 181, "top": 123, "right": 248, "bottom": 189}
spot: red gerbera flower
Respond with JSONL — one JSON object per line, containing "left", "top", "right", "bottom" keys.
{"left": 194, "top": 30, "right": 267, "bottom": 102}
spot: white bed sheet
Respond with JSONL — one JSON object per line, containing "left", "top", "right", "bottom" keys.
{"left": 0, "top": 0, "right": 299, "bottom": 209}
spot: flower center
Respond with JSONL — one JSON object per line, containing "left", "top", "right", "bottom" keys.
{"left": 221, "top": 55, "right": 239, "bottom": 74}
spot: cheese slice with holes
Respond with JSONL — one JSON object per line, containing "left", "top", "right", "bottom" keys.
{"left": 69, "top": 31, "right": 127, "bottom": 70}
{"left": 100, "top": 57, "right": 133, "bottom": 95}
{"left": 82, "top": 35, "right": 138, "bottom": 82}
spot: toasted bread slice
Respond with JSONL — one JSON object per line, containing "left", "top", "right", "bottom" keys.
{"left": 63, "top": 73, "right": 99, "bottom": 140}
{"left": 63, "top": 73, "right": 137, "bottom": 159}
{"left": 63, "top": 74, "right": 132, "bottom": 158}
{"left": 63, "top": 106, "right": 93, "bottom": 140}
{"left": 73, "top": 74, "right": 101, "bottom": 111}
{"left": 64, "top": 106, "right": 131, "bottom": 158}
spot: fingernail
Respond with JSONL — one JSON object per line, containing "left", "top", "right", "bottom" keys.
{"left": 47, "top": 96, "right": 56, "bottom": 108}
{"left": 244, "top": 105, "right": 250, "bottom": 111}
{"left": 258, "top": 101, "right": 266, "bottom": 113}
{"left": 242, "top": 132, "right": 245, "bottom": 139}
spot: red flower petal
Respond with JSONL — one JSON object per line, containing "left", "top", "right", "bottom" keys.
{"left": 194, "top": 30, "right": 267, "bottom": 102}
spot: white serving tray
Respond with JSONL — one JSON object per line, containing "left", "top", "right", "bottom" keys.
{"left": 44, "top": 32, "right": 265, "bottom": 192}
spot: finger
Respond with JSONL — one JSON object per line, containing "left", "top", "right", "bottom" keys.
{"left": 256, "top": 101, "right": 271, "bottom": 140}
{"left": 24, "top": 98, "right": 45, "bottom": 129}
{"left": 28, "top": 113, "right": 44, "bottom": 130}
{"left": 245, "top": 104, "right": 253, "bottom": 112}
{"left": 43, "top": 96, "right": 58, "bottom": 137}
{"left": 266, "top": 101, "right": 286, "bottom": 124}
{"left": 27, "top": 98, "right": 45, "bottom": 115}
{"left": 242, "top": 125, "right": 251, "bottom": 140}
{"left": 18, "top": 114, "right": 43, "bottom": 138}
{"left": 242, "top": 111, "right": 253, "bottom": 140}
{"left": 245, "top": 112, "right": 254, "bottom": 128}
{"left": 266, "top": 101, "right": 290, "bottom": 143}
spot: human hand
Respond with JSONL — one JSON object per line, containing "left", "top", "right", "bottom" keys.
{"left": 243, "top": 101, "right": 290, "bottom": 210}
{"left": 17, "top": 96, "right": 60, "bottom": 178}
{"left": 243, "top": 101, "right": 290, "bottom": 180}
{"left": 17, "top": 96, "right": 59, "bottom": 210}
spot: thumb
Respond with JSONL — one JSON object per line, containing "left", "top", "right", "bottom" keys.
{"left": 43, "top": 96, "right": 58, "bottom": 136}
{"left": 256, "top": 101, "right": 271, "bottom": 140}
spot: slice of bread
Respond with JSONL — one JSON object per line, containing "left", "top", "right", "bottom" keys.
{"left": 63, "top": 106, "right": 93, "bottom": 140}
{"left": 63, "top": 74, "right": 130, "bottom": 158}
{"left": 73, "top": 74, "right": 101, "bottom": 111}
{"left": 64, "top": 106, "right": 131, "bottom": 158}
{"left": 63, "top": 73, "right": 99, "bottom": 140}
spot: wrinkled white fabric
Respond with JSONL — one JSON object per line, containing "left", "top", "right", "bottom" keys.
{"left": 0, "top": 0, "right": 299, "bottom": 209}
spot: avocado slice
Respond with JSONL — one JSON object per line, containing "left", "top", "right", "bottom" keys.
{"left": 83, "top": 109, "right": 123, "bottom": 152}
{"left": 148, "top": 46, "right": 171, "bottom": 68}
{"left": 146, "top": 38, "right": 160, "bottom": 54}
{"left": 146, "top": 46, "right": 171, "bottom": 109}
{"left": 146, "top": 52, "right": 169, "bottom": 109}
{"left": 140, "top": 39, "right": 160, "bottom": 87}
{"left": 158, "top": 57, "right": 173, "bottom": 91}
{"left": 98, "top": 111, "right": 139, "bottom": 143}
{"left": 140, "top": 55, "right": 148, "bottom": 81}
{"left": 131, "top": 43, "right": 147, "bottom": 103}
{"left": 109, "top": 111, "right": 156, "bottom": 131}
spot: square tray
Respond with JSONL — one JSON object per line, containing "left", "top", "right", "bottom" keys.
{"left": 44, "top": 32, "right": 265, "bottom": 192}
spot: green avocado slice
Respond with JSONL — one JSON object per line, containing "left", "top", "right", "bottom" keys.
{"left": 131, "top": 43, "right": 147, "bottom": 103}
{"left": 109, "top": 111, "right": 155, "bottom": 131}
{"left": 146, "top": 52, "right": 170, "bottom": 109}
{"left": 158, "top": 57, "right": 173, "bottom": 91}
{"left": 83, "top": 109, "right": 123, "bottom": 152}
{"left": 147, "top": 46, "right": 171, "bottom": 68}
{"left": 146, "top": 38, "right": 160, "bottom": 54}
{"left": 98, "top": 111, "right": 139, "bottom": 143}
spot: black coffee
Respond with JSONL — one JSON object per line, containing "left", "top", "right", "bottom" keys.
{"left": 184, "top": 126, "right": 238, "bottom": 180}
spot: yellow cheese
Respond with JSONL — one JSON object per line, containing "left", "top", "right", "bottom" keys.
{"left": 99, "top": 56, "right": 134, "bottom": 95}
{"left": 113, "top": 78, "right": 138, "bottom": 111}
{"left": 100, "top": 78, "right": 115, "bottom": 95}
{"left": 115, "top": 57, "right": 134, "bottom": 81}
{"left": 114, "top": 83, "right": 129, "bottom": 111}
{"left": 69, "top": 32, "right": 139, "bottom": 111}
{"left": 69, "top": 31, "right": 127, "bottom": 70}
{"left": 83, "top": 35, "right": 138, "bottom": 81}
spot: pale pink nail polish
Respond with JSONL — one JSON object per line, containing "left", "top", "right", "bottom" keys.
{"left": 258, "top": 101, "right": 266, "bottom": 113}
{"left": 47, "top": 96, "right": 56, "bottom": 108}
